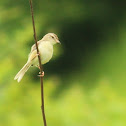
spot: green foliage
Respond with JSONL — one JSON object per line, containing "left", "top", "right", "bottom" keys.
{"left": 0, "top": 0, "right": 126, "bottom": 126}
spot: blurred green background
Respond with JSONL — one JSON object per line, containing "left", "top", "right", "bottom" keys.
{"left": 0, "top": 0, "right": 126, "bottom": 126}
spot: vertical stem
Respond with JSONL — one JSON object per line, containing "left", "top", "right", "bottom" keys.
{"left": 29, "top": 0, "right": 47, "bottom": 126}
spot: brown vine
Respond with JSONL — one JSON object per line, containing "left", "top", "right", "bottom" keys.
{"left": 29, "top": 0, "right": 47, "bottom": 126}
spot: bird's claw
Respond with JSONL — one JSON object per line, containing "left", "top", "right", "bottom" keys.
{"left": 38, "top": 71, "right": 44, "bottom": 77}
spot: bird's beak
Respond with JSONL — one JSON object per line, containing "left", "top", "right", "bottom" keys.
{"left": 57, "top": 40, "right": 61, "bottom": 44}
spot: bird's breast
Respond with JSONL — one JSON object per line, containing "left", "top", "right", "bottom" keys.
{"left": 39, "top": 42, "right": 53, "bottom": 64}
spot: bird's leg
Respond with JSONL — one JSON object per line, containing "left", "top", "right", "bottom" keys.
{"left": 38, "top": 71, "right": 44, "bottom": 77}
{"left": 36, "top": 53, "right": 44, "bottom": 77}
{"left": 36, "top": 65, "right": 40, "bottom": 69}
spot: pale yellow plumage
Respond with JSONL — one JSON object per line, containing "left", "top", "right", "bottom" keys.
{"left": 14, "top": 33, "right": 60, "bottom": 82}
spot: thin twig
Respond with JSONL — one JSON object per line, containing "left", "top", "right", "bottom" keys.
{"left": 29, "top": 0, "right": 47, "bottom": 126}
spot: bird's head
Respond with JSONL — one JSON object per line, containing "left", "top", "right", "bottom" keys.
{"left": 42, "top": 33, "right": 60, "bottom": 45}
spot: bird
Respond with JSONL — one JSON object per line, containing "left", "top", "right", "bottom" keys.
{"left": 14, "top": 33, "right": 60, "bottom": 82}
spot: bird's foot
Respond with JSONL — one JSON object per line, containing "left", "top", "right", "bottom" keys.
{"left": 38, "top": 71, "right": 44, "bottom": 77}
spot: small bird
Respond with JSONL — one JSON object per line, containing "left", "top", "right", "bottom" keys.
{"left": 14, "top": 33, "right": 60, "bottom": 82}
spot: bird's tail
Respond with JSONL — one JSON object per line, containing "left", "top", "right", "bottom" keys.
{"left": 14, "top": 62, "right": 31, "bottom": 82}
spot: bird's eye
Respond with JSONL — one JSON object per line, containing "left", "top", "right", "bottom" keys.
{"left": 51, "top": 36, "right": 54, "bottom": 39}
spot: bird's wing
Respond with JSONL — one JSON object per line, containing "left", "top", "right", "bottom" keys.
{"left": 31, "top": 40, "right": 41, "bottom": 52}
{"left": 28, "top": 49, "right": 37, "bottom": 62}
{"left": 28, "top": 40, "right": 42, "bottom": 62}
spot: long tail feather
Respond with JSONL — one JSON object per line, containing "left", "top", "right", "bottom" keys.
{"left": 14, "top": 62, "right": 31, "bottom": 82}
